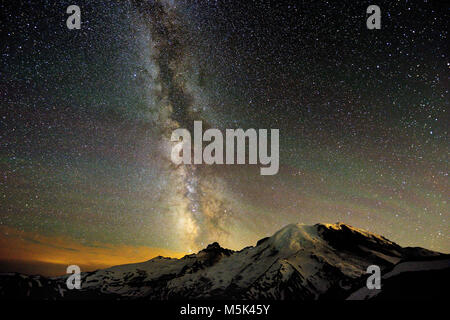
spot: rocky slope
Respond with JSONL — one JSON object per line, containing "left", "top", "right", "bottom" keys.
{"left": 0, "top": 223, "right": 447, "bottom": 300}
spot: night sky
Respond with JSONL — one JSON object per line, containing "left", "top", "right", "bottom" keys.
{"left": 0, "top": 0, "right": 448, "bottom": 276}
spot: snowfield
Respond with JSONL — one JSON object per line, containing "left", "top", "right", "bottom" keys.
{"left": 0, "top": 223, "right": 447, "bottom": 300}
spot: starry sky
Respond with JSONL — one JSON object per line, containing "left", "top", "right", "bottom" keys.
{"left": 0, "top": 0, "right": 448, "bottom": 276}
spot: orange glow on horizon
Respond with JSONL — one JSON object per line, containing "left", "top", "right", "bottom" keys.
{"left": 0, "top": 226, "right": 186, "bottom": 275}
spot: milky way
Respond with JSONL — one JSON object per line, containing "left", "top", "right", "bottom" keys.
{"left": 0, "top": 0, "right": 448, "bottom": 275}
{"left": 131, "top": 0, "right": 236, "bottom": 250}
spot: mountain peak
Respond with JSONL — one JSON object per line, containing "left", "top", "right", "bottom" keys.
{"left": 196, "top": 241, "right": 234, "bottom": 260}
{"left": 0, "top": 221, "right": 445, "bottom": 300}
{"left": 315, "top": 222, "right": 397, "bottom": 244}
{"left": 204, "top": 242, "right": 222, "bottom": 250}
{"left": 316, "top": 221, "right": 365, "bottom": 231}
{"left": 259, "top": 222, "right": 404, "bottom": 258}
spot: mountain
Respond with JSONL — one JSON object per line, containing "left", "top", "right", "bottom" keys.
{"left": 0, "top": 223, "right": 448, "bottom": 300}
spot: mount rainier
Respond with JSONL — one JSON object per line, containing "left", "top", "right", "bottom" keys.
{"left": 0, "top": 223, "right": 448, "bottom": 300}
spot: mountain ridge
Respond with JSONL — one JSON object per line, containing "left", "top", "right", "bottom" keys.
{"left": 0, "top": 222, "right": 447, "bottom": 300}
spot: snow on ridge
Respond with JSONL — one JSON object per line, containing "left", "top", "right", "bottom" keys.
{"left": 346, "top": 258, "right": 450, "bottom": 300}
{"left": 78, "top": 222, "right": 400, "bottom": 293}
{"left": 268, "top": 222, "right": 395, "bottom": 252}
{"left": 1, "top": 223, "right": 445, "bottom": 300}
{"left": 269, "top": 223, "right": 321, "bottom": 251}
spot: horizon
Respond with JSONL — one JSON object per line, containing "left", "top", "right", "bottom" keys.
{"left": 1, "top": 221, "right": 447, "bottom": 277}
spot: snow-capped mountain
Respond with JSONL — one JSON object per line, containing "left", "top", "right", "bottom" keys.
{"left": 0, "top": 223, "right": 447, "bottom": 300}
